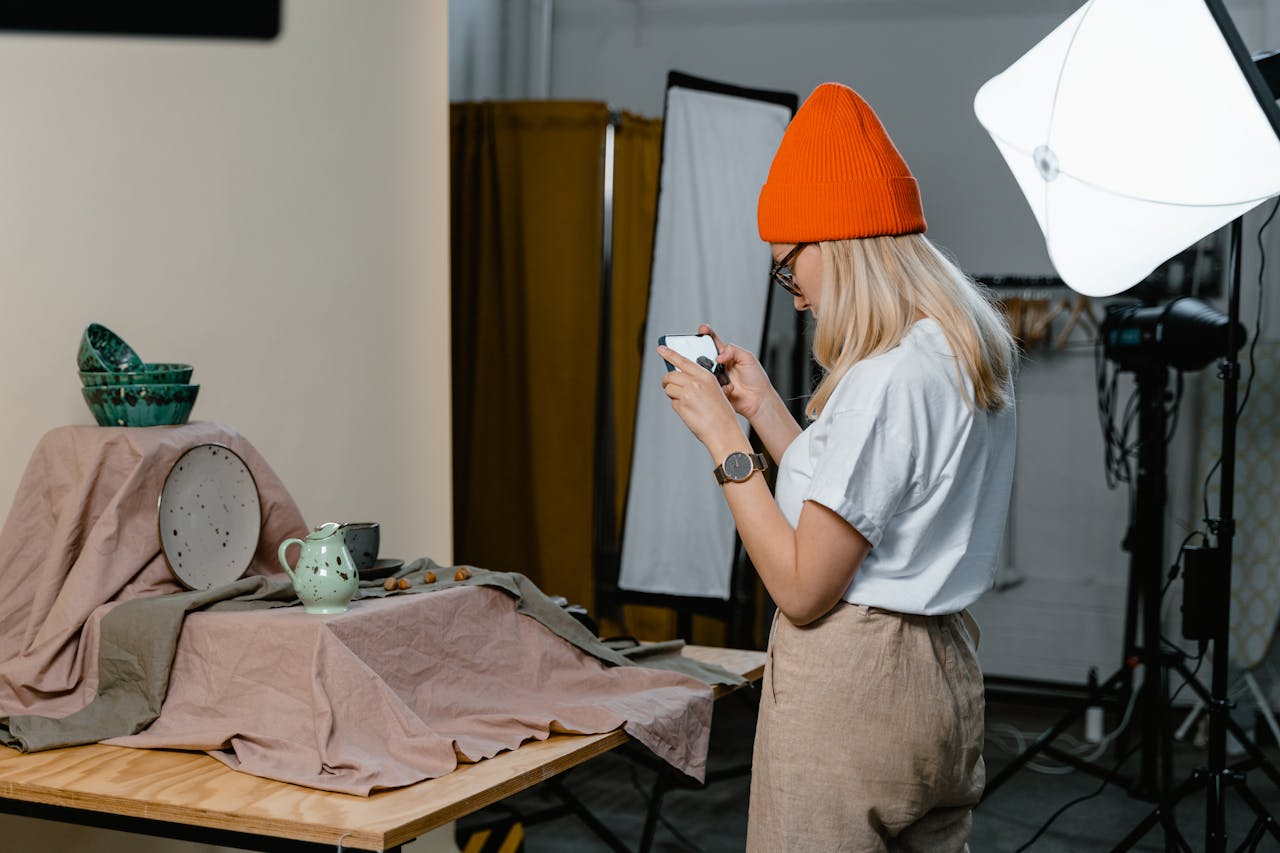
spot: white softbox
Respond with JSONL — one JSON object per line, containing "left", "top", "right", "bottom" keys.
{"left": 973, "top": 0, "right": 1280, "bottom": 297}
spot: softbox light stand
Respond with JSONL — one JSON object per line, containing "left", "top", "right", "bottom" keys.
{"left": 1113, "top": 218, "right": 1280, "bottom": 853}
{"left": 981, "top": 325, "right": 1179, "bottom": 808}
{"left": 974, "top": 0, "right": 1280, "bottom": 847}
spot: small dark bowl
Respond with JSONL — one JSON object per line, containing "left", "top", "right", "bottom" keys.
{"left": 80, "top": 362, "right": 194, "bottom": 387}
{"left": 78, "top": 323, "right": 144, "bottom": 373}
{"left": 340, "top": 522, "right": 380, "bottom": 570}
{"left": 81, "top": 383, "right": 199, "bottom": 427}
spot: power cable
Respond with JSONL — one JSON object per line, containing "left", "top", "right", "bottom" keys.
{"left": 1203, "top": 199, "right": 1280, "bottom": 523}
{"left": 1236, "top": 197, "right": 1279, "bottom": 420}
{"left": 1011, "top": 742, "right": 1141, "bottom": 853}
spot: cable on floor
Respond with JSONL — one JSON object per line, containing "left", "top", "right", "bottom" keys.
{"left": 1010, "top": 654, "right": 1206, "bottom": 851}
{"left": 985, "top": 673, "right": 1142, "bottom": 776}
{"left": 1011, "top": 741, "right": 1142, "bottom": 853}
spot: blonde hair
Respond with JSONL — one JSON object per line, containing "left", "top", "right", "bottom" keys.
{"left": 807, "top": 234, "right": 1015, "bottom": 419}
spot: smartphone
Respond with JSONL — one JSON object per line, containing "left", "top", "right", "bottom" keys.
{"left": 659, "top": 334, "right": 717, "bottom": 372}
{"left": 659, "top": 333, "right": 728, "bottom": 386}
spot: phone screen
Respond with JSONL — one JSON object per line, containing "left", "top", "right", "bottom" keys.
{"left": 659, "top": 334, "right": 718, "bottom": 372}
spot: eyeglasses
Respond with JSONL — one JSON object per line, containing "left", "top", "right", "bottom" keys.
{"left": 770, "top": 243, "right": 809, "bottom": 297}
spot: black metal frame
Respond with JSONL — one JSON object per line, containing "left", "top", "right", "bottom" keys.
{"left": 0, "top": 1, "right": 282, "bottom": 40}
{"left": 0, "top": 796, "right": 397, "bottom": 853}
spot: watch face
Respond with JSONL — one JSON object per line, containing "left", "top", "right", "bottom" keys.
{"left": 724, "top": 451, "right": 753, "bottom": 482}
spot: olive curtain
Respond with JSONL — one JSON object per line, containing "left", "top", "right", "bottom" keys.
{"left": 606, "top": 112, "right": 692, "bottom": 641}
{"left": 451, "top": 103, "right": 663, "bottom": 622}
{"left": 609, "top": 111, "right": 663, "bottom": 529}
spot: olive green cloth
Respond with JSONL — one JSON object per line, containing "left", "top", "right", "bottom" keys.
{"left": 0, "top": 575, "right": 296, "bottom": 752}
{"left": 368, "top": 560, "right": 746, "bottom": 689}
{"left": 1, "top": 561, "right": 741, "bottom": 754}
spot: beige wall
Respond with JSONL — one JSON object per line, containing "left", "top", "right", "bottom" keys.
{"left": 0, "top": 0, "right": 455, "bottom": 850}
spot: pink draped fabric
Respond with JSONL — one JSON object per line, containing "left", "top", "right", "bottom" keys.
{"left": 0, "top": 424, "right": 713, "bottom": 794}
{"left": 0, "top": 423, "right": 306, "bottom": 717}
{"left": 107, "top": 585, "right": 713, "bottom": 794}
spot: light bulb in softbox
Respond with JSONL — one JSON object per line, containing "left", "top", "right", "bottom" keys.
{"left": 974, "top": 0, "right": 1280, "bottom": 296}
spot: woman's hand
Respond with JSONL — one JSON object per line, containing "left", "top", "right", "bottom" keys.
{"left": 697, "top": 324, "right": 774, "bottom": 421}
{"left": 658, "top": 344, "right": 746, "bottom": 458}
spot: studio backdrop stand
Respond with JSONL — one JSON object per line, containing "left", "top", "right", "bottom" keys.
{"left": 583, "top": 74, "right": 801, "bottom": 853}
{"left": 595, "top": 72, "right": 799, "bottom": 648}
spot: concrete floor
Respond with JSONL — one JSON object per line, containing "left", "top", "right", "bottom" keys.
{"left": 457, "top": 689, "right": 1280, "bottom": 852}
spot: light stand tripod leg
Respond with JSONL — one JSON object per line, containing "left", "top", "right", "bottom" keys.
{"left": 1114, "top": 215, "right": 1278, "bottom": 853}
{"left": 1229, "top": 781, "right": 1280, "bottom": 847}
{"left": 1109, "top": 771, "right": 1205, "bottom": 853}
{"left": 985, "top": 362, "right": 1178, "bottom": 810}
{"left": 980, "top": 666, "right": 1131, "bottom": 801}
{"left": 1132, "top": 364, "right": 1176, "bottom": 804}
{"left": 1242, "top": 671, "right": 1280, "bottom": 748}
{"left": 1204, "top": 216, "right": 1246, "bottom": 853}
{"left": 1172, "top": 659, "right": 1280, "bottom": 790}
{"left": 1233, "top": 822, "right": 1268, "bottom": 853}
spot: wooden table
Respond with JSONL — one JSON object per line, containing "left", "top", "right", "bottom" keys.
{"left": 0, "top": 645, "right": 765, "bottom": 852}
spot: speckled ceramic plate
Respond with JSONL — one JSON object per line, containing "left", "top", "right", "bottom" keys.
{"left": 159, "top": 444, "right": 262, "bottom": 590}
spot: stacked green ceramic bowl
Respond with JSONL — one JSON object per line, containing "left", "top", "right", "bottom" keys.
{"left": 78, "top": 323, "right": 199, "bottom": 427}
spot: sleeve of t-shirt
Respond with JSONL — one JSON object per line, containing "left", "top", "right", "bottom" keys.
{"left": 802, "top": 407, "right": 918, "bottom": 548}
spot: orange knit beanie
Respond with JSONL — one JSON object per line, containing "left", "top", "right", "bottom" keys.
{"left": 758, "top": 83, "right": 926, "bottom": 242}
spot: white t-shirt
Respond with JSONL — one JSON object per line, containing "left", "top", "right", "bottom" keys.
{"left": 775, "top": 318, "right": 1015, "bottom": 615}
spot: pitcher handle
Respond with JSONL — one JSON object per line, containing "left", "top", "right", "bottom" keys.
{"left": 278, "top": 538, "right": 304, "bottom": 581}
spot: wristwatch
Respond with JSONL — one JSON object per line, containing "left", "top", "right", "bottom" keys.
{"left": 713, "top": 451, "right": 768, "bottom": 485}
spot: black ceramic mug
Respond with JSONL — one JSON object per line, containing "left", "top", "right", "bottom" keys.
{"left": 333, "top": 522, "right": 379, "bottom": 570}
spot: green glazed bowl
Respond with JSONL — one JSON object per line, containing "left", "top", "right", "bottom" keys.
{"left": 77, "top": 323, "right": 144, "bottom": 373}
{"left": 80, "top": 363, "right": 194, "bottom": 387}
{"left": 81, "top": 383, "right": 199, "bottom": 427}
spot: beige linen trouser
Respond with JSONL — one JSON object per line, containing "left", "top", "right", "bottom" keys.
{"left": 746, "top": 603, "right": 985, "bottom": 852}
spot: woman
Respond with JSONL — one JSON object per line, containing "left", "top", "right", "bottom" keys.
{"left": 658, "top": 82, "right": 1016, "bottom": 851}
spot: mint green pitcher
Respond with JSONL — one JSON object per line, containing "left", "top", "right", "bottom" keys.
{"left": 278, "top": 522, "right": 359, "bottom": 614}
